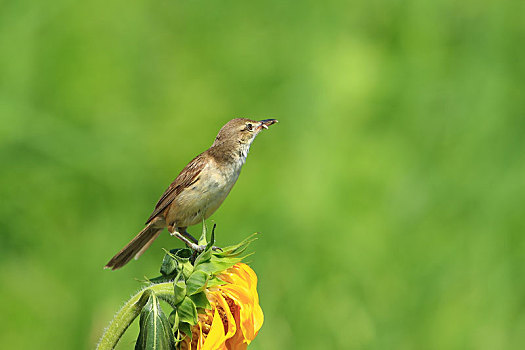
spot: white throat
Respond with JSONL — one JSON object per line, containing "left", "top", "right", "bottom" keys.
{"left": 237, "top": 142, "right": 252, "bottom": 167}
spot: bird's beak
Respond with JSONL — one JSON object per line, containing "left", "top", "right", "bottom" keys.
{"left": 258, "top": 119, "right": 279, "bottom": 130}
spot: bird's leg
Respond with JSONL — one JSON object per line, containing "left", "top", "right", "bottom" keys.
{"left": 169, "top": 227, "right": 203, "bottom": 251}
{"left": 169, "top": 226, "right": 222, "bottom": 252}
{"left": 181, "top": 227, "right": 222, "bottom": 251}
{"left": 179, "top": 225, "right": 222, "bottom": 252}
{"left": 180, "top": 228, "right": 199, "bottom": 244}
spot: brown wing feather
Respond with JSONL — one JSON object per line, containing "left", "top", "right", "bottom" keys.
{"left": 145, "top": 153, "right": 207, "bottom": 225}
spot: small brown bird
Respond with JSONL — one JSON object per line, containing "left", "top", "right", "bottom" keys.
{"left": 105, "top": 118, "right": 278, "bottom": 270}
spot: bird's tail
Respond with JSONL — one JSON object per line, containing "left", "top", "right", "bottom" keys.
{"left": 104, "top": 218, "right": 164, "bottom": 270}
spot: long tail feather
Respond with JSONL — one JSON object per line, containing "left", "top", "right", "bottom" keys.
{"left": 104, "top": 220, "right": 164, "bottom": 270}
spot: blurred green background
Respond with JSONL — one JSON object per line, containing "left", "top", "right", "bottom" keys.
{"left": 1, "top": 0, "right": 524, "bottom": 349}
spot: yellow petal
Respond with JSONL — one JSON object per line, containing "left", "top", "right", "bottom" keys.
{"left": 220, "top": 285, "right": 260, "bottom": 343}
{"left": 225, "top": 306, "right": 247, "bottom": 350}
{"left": 213, "top": 291, "right": 237, "bottom": 339}
{"left": 203, "top": 263, "right": 264, "bottom": 348}
{"left": 234, "top": 263, "right": 257, "bottom": 288}
{"left": 202, "top": 308, "right": 227, "bottom": 350}
{"left": 252, "top": 302, "right": 264, "bottom": 336}
{"left": 220, "top": 272, "right": 248, "bottom": 289}
{"left": 229, "top": 264, "right": 259, "bottom": 305}
{"left": 197, "top": 323, "right": 203, "bottom": 350}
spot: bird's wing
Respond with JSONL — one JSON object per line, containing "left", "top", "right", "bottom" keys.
{"left": 145, "top": 154, "right": 207, "bottom": 225}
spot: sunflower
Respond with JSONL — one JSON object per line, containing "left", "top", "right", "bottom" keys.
{"left": 179, "top": 263, "right": 264, "bottom": 350}
{"left": 97, "top": 232, "right": 263, "bottom": 350}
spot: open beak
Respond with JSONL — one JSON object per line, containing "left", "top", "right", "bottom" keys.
{"left": 258, "top": 119, "right": 278, "bottom": 130}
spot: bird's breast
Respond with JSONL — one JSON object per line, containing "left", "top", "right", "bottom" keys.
{"left": 169, "top": 161, "right": 242, "bottom": 227}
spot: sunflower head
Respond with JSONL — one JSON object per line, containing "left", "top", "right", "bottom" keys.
{"left": 179, "top": 263, "right": 264, "bottom": 350}
{"left": 98, "top": 227, "right": 264, "bottom": 350}
{"left": 143, "top": 228, "right": 263, "bottom": 350}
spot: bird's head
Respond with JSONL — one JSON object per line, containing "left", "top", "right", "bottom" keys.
{"left": 213, "top": 118, "right": 278, "bottom": 147}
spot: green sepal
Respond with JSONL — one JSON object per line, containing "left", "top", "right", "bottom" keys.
{"left": 178, "top": 322, "right": 193, "bottom": 340}
{"left": 190, "top": 291, "right": 211, "bottom": 310}
{"left": 206, "top": 223, "right": 216, "bottom": 250}
{"left": 198, "top": 220, "right": 208, "bottom": 246}
{"left": 186, "top": 270, "right": 210, "bottom": 296}
{"left": 150, "top": 248, "right": 194, "bottom": 283}
{"left": 148, "top": 274, "right": 174, "bottom": 284}
{"left": 182, "top": 264, "right": 194, "bottom": 280}
{"left": 135, "top": 292, "right": 176, "bottom": 350}
{"left": 173, "top": 330, "right": 184, "bottom": 344}
{"left": 193, "top": 247, "right": 212, "bottom": 267}
{"left": 194, "top": 255, "right": 243, "bottom": 276}
{"left": 170, "top": 249, "right": 194, "bottom": 279}
{"left": 214, "top": 232, "right": 257, "bottom": 258}
{"left": 173, "top": 270, "right": 187, "bottom": 305}
{"left": 177, "top": 297, "right": 198, "bottom": 325}
{"left": 160, "top": 252, "right": 178, "bottom": 276}
{"left": 173, "top": 248, "right": 192, "bottom": 260}
{"left": 206, "top": 276, "right": 227, "bottom": 289}
{"left": 136, "top": 288, "right": 154, "bottom": 309}
{"left": 174, "top": 329, "right": 184, "bottom": 344}
{"left": 168, "top": 310, "right": 179, "bottom": 331}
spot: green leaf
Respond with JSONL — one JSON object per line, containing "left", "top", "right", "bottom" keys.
{"left": 168, "top": 248, "right": 192, "bottom": 265}
{"left": 190, "top": 292, "right": 211, "bottom": 310}
{"left": 173, "top": 248, "right": 192, "bottom": 260}
{"left": 177, "top": 297, "right": 198, "bottom": 325}
{"left": 135, "top": 293, "right": 176, "bottom": 350}
{"left": 186, "top": 270, "right": 209, "bottom": 295}
{"left": 160, "top": 253, "right": 178, "bottom": 276}
{"left": 173, "top": 271, "right": 186, "bottom": 305}
{"left": 178, "top": 322, "right": 192, "bottom": 340}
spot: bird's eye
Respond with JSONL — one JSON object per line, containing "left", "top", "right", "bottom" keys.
{"left": 246, "top": 123, "right": 253, "bottom": 131}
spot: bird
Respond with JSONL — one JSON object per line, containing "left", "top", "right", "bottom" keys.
{"left": 105, "top": 118, "right": 278, "bottom": 270}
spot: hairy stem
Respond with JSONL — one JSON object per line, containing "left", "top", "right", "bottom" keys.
{"left": 97, "top": 282, "right": 173, "bottom": 350}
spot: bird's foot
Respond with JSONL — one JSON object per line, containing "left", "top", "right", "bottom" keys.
{"left": 188, "top": 243, "right": 222, "bottom": 252}
{"left": 189, "top": 243, "right": 206, "bottom": 252}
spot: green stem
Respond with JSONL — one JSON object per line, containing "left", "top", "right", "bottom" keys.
{"left": 97, "top": 282, "right": 173, "bottom": 350}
